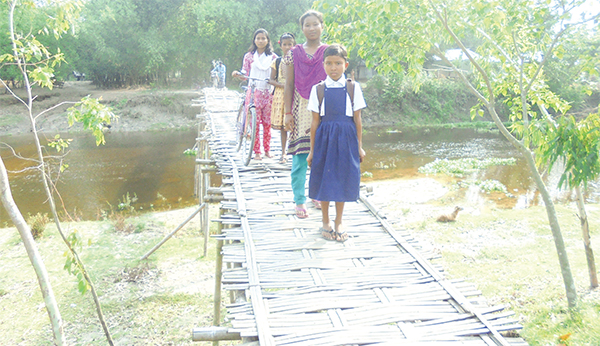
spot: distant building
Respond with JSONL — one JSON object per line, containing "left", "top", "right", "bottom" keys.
{"left": 352, "top": 60, "right": 376, "bottom": 82}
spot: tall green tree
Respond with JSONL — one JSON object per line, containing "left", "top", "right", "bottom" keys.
{"left": 318, "top": 0, "right": 600, "bottom": 309}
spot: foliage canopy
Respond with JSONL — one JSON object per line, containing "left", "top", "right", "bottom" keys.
{"left": 0, "top": 0, "right": 312, "bottom": 88}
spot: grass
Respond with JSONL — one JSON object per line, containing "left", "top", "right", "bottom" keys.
{"left": 418, "top": 157, "right": 517, "bottom": 177}
{"left": 0, "top": 205, "right": 238, "bottom": 345}
{"left": 3, "top": 187, "right": 599, "bottom": 345}
{"left": 404, "top": 204, "right": 600, "bottom": 345}
{"left": 0, "top": 114, "right": 23, "bottom": 127}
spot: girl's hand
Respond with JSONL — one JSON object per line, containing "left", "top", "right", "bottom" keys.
{"left": 307, "top": 151, "right": 313, "bottom": 167}
{"left": 284, "top": 113, "right": 294, "bottom": 132}
{"left": 232, "top": 71, "right": 246, "bottom": 80}
{"left": 359, "top": 147, "right": 366, "bottom": 163}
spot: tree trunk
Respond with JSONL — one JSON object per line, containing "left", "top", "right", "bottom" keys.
{"left": 575, "top": 185, "right": 599, "bottom": 288}
{"left": 486, "top": 106, "right": 578, "bottom": 308}
{"left": 28, "top": 115, "right": 115, "bottom": 346}
{"left": 0, "top": 156, "right": 66, "bottom": 345}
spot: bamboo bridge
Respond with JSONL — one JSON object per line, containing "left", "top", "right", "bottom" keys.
{"left": 191, "top": 88, "right": 528, "bottom": 346}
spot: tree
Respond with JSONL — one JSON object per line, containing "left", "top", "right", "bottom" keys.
{"left": 544, "top": 29, "right": 600, "bottom": 115}
{"left": 318, "top": 0, "right": 600, "bottom": 308}
{"left": 1, "top": 0, "right": 116, "bottom": 344}
{"left": 69, "top": 0, "right": 311, "bottom": 88}
{"left": 535, "top": 113, "right": 600, "bottom": 288}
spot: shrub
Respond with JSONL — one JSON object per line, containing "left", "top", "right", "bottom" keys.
{"left": 115, "top": 262, "right": 154, "bottom": 283}
{"left": 113, "top": 213, "right": 135, "bottom": 234}
{"left": 117, "top": 192, "right": 138, "bottom": 213}
{"left": 362, "top": 73, "right": 508, "bottom": 126}
{"left": 27, "top": 213, "right": 50, "bottom": 239}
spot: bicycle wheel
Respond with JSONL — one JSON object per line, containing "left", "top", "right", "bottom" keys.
{"left": 242, "top": 106, "right": 257, "bottom": 166}
{"left": 235, "top": 102, "right": 245, "bottom": 152}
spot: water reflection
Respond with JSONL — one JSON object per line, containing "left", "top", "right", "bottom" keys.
{"left": 362, "top": 128, "right": 528, "bottom": 182}
{"left": 0, "top": 130, "right": 199, "bottom": 224}
{"left": 360, "top": 127, "right": 595, "bottom": 208}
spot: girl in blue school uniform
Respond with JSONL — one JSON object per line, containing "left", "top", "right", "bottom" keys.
{"left": 307, "top": 44, "right": 366, "bottom": 242}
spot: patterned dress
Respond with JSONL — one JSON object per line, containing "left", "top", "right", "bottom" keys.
{"left": 241, "top": 51, "right": 277, "bottom": 154}
{"left": 282, "top": 52, "right": 313, "bottom": 156}
{"left": 270, "top": 58, "right": 286, "bottom": 130}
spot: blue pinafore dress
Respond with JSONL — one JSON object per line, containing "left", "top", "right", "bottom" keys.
{"left": 308, "top": 85, "right": 360, "bottom": 202}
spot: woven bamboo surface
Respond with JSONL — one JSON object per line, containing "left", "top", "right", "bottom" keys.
{"left": 200, "top": 88, "right": 528, "bottom": 346}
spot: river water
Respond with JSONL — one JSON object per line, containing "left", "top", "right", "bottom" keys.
{"left": 1, "top": 129, "right": 198, "bottom": 224}
{"left": 0, "top": 127, "right": 594, "bottom": 224}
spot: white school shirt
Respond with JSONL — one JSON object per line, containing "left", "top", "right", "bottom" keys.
{"left": 307, "top": 74, "right": 367, "bottom": 116}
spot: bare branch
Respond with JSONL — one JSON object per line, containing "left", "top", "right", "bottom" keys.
{"left": 428, "top": 0, "right": 495, "bottom": 105}
{"left": 521, "top": 3, "right": 599, "bottom": 96}
{"left": 35, "top": 101, "right": 78, "bottom": 120}
{"left": 431, "top": 47, "right": 489, "bottom": 107}
{"left": 0, "top": 142, "right": 40, "bottom": 164}
{"left": 7, "top": 165, "right": 42, "bottom": 174}
{"left": 514, "top": 31, "right": 529, "bottom": 132}
{"left": 524, "top": 30, "right": 566, "bottom": 95}
{"left": 0, "top": 78, "right": 29, "bottom": 108}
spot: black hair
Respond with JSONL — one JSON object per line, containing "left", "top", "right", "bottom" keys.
{"left": 248, "top": 28, "right": 273, "bottom": 55}
{"left": 299, "top": 10, "right": 324, "bottom": 27}
{"left": 323, "top": 44, "right": 348, "bottom": 61}
{"left": 278, "top": 32, "right": 296, "bottom": 45}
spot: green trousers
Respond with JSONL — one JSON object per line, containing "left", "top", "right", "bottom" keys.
{"left": 291, "top": 153, "right": 308, "bottom": 205}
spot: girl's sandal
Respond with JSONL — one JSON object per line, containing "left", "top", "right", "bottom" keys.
{"left": 254, "top": 153, "right": 263, "bottom": 160}
{"left": 311, "top": 200, "right": 322, "bottom": 210}
{"left": 295, "top": 206, "right": 309, "bottom": 219}
{"left": 320, "top": 227, "right": 335, "bottom": 241}
{"left": 278, "top": 156, "right": 287, "bottom": 164}
{"left": 333, "top": 225, "right": 348, "bottom": 242}
{"left": 265, "top": 152, "right": 273, "bottom": 158}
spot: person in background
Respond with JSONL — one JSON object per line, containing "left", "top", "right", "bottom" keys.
{"left": 283, "top": 10, "right": 328, "bottom": 219}
{"left": 232, "top": 29, "right": 278, "bottom": 160}
{"left": 269, "top": 32, "right": 296, "bottom": 164}
{"left": 211, "top": 60, "right": 226, "bottom": 88}
{"left": 307, "top": 44, "right": 366, "bottom": 242}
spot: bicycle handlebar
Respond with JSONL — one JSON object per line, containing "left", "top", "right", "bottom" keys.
{"left": 237, "top": 74, "right": 269, "bottom": 82}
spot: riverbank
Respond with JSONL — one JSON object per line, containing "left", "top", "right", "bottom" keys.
{"left": 0, "top": 81, "right": 199, "bottom": 136}
{"left": 1, "top": 81, "right": 498, "bottom": 137}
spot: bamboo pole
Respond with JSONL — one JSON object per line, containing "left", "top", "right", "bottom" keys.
{"left": 203, "top": 135, "right": 211, "bottom": 257}
{"left": 191, "top": 327, "right": 241, "bottom": 341}
{"left": 213, "top": 207, "right": 225, "bottom": 341}
{"left": 140, "top": 204, "right": 205, "bottom": 260}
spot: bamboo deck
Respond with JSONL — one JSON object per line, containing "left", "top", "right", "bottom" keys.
{"left": 198, "top": 88, "right": 528, "bottom": 346}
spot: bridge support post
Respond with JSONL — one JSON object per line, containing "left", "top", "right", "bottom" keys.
{"left": 212, "top": 207, "right": 225, "bottom": 346}
{"left": 202, "top": 132, "right": 211, "bottom": 257}
{"left": 195, "top": 114, "right": 213, "bottom": 258}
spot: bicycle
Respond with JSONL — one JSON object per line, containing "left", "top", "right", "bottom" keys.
{"left": 235, "top": 76, "right": 269, "bottom": 166}
{"left": 210, "top": 71, "right": 219, "bottom": 88}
